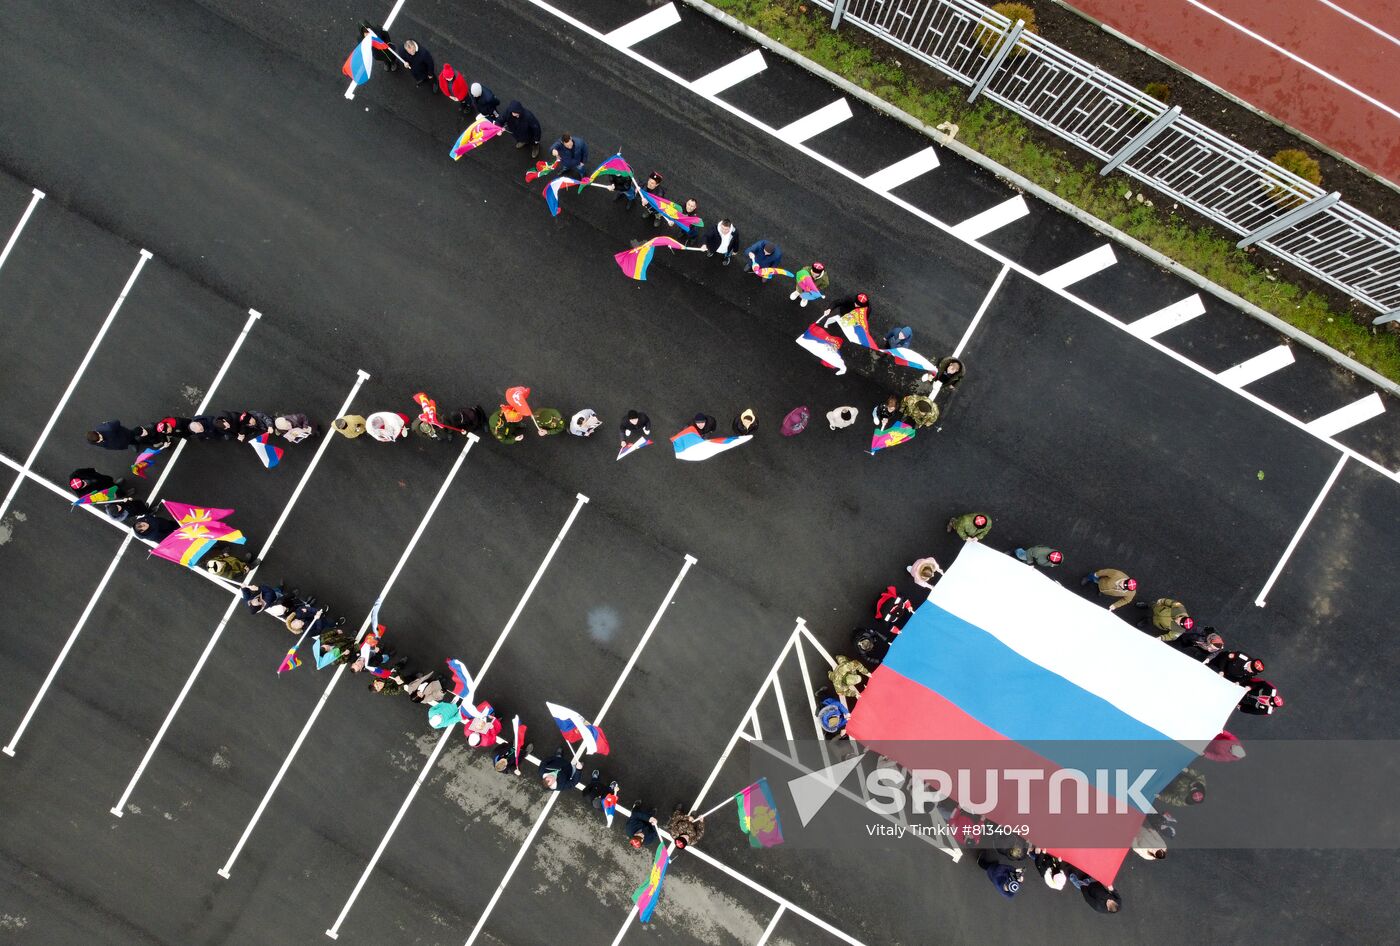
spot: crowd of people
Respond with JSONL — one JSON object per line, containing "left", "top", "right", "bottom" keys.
{"left": 54, "top": 17, "right": 1288, "bottom": 925}
{"left": 825, "top": 511, "right": 1282, "bottom": 913}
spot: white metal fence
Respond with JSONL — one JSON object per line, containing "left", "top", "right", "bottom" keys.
{"left": 817, "top": 0, "right": 1400, "bottom": 315}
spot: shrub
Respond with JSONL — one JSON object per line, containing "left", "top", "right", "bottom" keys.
{"left": 1267, "top": 148, "right": 1323, "bottom": 206}
{"left": 1144, "top": 81, "right": 1171, "bottom": 103}
{"left": 975, "top": 3, "right": 1038, "bottom": 56}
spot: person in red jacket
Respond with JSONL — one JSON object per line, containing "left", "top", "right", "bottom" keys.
{"left": 438, "top": 63, "right": 468, "bottom": 104}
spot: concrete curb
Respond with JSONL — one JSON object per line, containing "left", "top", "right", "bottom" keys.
{"left": 676, "top": 0, "right": 1400, "bottom": 400}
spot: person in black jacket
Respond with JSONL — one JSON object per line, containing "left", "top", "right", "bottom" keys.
{"left": 357, "top": 20, "right": 398, "bottom": 71}
{"left": 1068, "top": 872, "right": 1121, "bottom": 913}
{"left": 500, "top": 101, "right": 541, "bottom": 157}
{"left": 625, "top": 804, "right": 660, "bottom": 849}
{"left": 619, "top": 410, "right": 650, "bottom": 447}
{"left": 86, "top": 420, "right": 135, "bottom": 450}
{"left": 401, "top": 39, "right": 435, "bottom": 88}
{"left": 540, "top": 748, "right": 582, "bottom": 792}
{"left": 68, "top": 468, "right": 117, "bottom": 496}
{"left": 131, "top": 514, "right": 178, "bottom": 543}
{"left": 465, "top": 82, "right": 500, "bottom": 120}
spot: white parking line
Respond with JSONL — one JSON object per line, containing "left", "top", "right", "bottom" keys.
{"left": 1215, "top": 344, "right": 1296, "bottom": 389}
{"left": 220, "top": 432, "right": 480, "bottom": 878}
{"left": 691, "top": 49, "right": 768, "bottom": 96}
{"left": 0, "top": 188, "right": 44, "bottom": 277}
{"left": 324, "top": 491, "right": 589, "bottom": 939}
{"left": 2, "top": 309, "right": 262, "bottom": 757}
{"left": 605, "top": 2, "right": 682, "bottom": 49}
{"left": 777, "top": 99, "right": 854, "bottom": 144}
{"left": 1187, "top": 0, "right": 1400, "bottom": 119}
{"left": 110, "top": 369, "right": 371, "bottom": 818}
{"left": 344, "top": 0, "right": 410, "bottom": 100}
{"left": 460, "top": 554, "right": 697, "bottom": 946}
{"left": 1127, "top": 294, "right": 1206, "bottom": 339}
{"left": 0, "top": 248, "right": 152, "bottom": 525}
{"left": 1256, "top": 453, "right": 1348, "bottom": 606}
{"left": 754, "top": 904, "right": 786, "bottom": 946}
{"left": 863, "top": 148, "right": 941, "bottom": 193}
{"left": 949, "top": 196, "right": 1029, "bottom": 240}
{"left": 525, "top": 0, "right": 1400, "bottom": 485}
{"left": 1038, "top": 244, "right": 1117, "bottom": 289}
{"left": 1304, "top": 392, "right": 1386, "bottom": 438}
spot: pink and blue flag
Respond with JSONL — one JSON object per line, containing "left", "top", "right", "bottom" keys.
{"left": 613, "top": 237, "right": 685, "bottom": 281}
{"left": 542, "top": 177, "right": 580, "bottom": 216}
{"left": 582, "top": 152, "right": 633, "bottom": 188}
{"left": 638, "top": 190, "right": 704, "bottom": 232}
{"left": 617, "top": 437, "right": 652, "bottom": 461}
{"left": 736, "top": 778, "right": 784, "bottom": 848}
{"left": 151, "top": 502, "right": 246, "bottom": 569}
{"left": 545, "top": 701, "right": 610, "bottom": 755}
{"left": 131, "top": 444, "right": 165, "bottom": 479}
{"left": 632, "top": 843, "right": 670, "bottom": 923}
{"left": 795, "top": 324, "right": 847, "bottom": 375}
{"left": 251, "top": 432, "right": 283, "bottom": 469}
{"left": 868, "top": 421, "right": 916, "bottom": 454}
{"left": 342, "top": 35, "right": 376, "bottom": 85}
{"left": 846, "top": 542, "right": 1246, "bottom": 886}
{"left": 670, "top": 425, "right": 752, "bottom": 462}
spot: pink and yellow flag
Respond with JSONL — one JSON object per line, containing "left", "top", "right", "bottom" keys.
{"left": 736, "top": 778, "right": 785, "bottom": 848}
{"left": 151, "top": 501, "right": 246, "bottom": 569}
{"left": 614, "top": 237, "right": 686, "bottom": 281}
{"left": 450, "top": 119, "right": 504, "bottom": 159}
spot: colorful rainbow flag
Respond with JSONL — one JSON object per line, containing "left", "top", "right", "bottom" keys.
{"left": 131, "top": 444, "right": 165, "bottom": 479}
{"left": 869, "top": 421, "right": 917, "bottom": 455}
{"left": 670, "top": 426, "right": 751, "bottom": 462}
{"left": 450, "top": 119, "right": 504, "bottom": 159}
{"left": 525, "top": 159, "right": 559, "bottom": 183}
{"left": 277, "top": 648, "right": 303, "bottom": 674}
{"left": 754, "top": 266, "right": 792, "bottom": 281}
{"left": 542, "top": 177, "right": 580, "bottom": 216}
{"left": 794, "top": 269, "right": 825, "bottom": 301}
{"left": 616, "top": 437, "right": 652, "bottom": 461}
{"left": 613, "top": 236, "right": 686, "bottom": 281}
{"left": 632, "top": 843, "right": 670, "bottom": 923}
{"left": 638, "top": 190, "right": 704, "bottom": 232}
{"left": 736, "top": 778, "right": 784, "bottom": 848}
{"left": 582, "top": 152, "right": 633, "bottom": 188}
{"left": 72, "top": 486, "right": 120, "bottom": 507}
{"left": 795, "top": 324, "right": 847, "bottom": 375}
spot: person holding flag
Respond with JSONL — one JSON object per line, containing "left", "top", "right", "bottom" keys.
{"left": 789, "top": 262, "right": 829, "bottom": 307}
{"left": 623, "top": 170, "right": 664, "bottom": 218}
{"left": 744, "top": 240, "right": 783, "bottom": 274}
{"left": 465, "top": 82, "right": 500, "bottom": 120}
{"left": 701, "top": 219, "right": 740, "bottom": 266}
{"left": 625, "top": 805, "right": 660, "bottom": 849}
{"left": 499, "top": 101, "right": 542, "bottom": 157}
{"left": 549, "top": 132, "right": 589, "bottom": 178}
{"left": 401, "top": 39, "right": 435, "bottom": 89}
{"left": 666, "top": 809, "right": 705, "bottom": 849}
{"left": 356, "top": 21, "right": 400, "bottom": 72}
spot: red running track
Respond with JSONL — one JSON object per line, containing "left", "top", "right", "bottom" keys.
{"left": 1062, "top": 0, "right": 1400, "bottom": 185}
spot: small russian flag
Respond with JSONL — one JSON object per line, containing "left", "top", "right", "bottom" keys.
{"left": 342, "top": 34, "right": 375, "bottom": 85}
{"left": 546, "top": 701, "right": 610, "bottom": 755}
{"left": 251, "top": 432, "right": 283, "bottom": 469}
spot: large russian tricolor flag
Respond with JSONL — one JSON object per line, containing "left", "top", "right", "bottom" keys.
{"left": 546, "top": 701, "right": 610, "bottom": 755}
{"left": 847, "top": 542, "right": 1243, "bottom": 885}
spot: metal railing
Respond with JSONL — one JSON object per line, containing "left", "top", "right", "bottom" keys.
{"left": 819, "top": 0, "right": 1400, "bottom": 316}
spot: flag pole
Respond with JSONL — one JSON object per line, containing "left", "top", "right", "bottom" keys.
{"left": 697, "top": 791, "right": 738, "bottom": 821}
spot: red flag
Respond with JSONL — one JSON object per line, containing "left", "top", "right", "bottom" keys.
{"left": 512, "top": 715, "right": 527, "bottom": 775}
{"left": 504, "top": 386, "right": 534, "bottom": 417}
{"left": 413, "top": 392, "right": 466, "bottom": 433}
